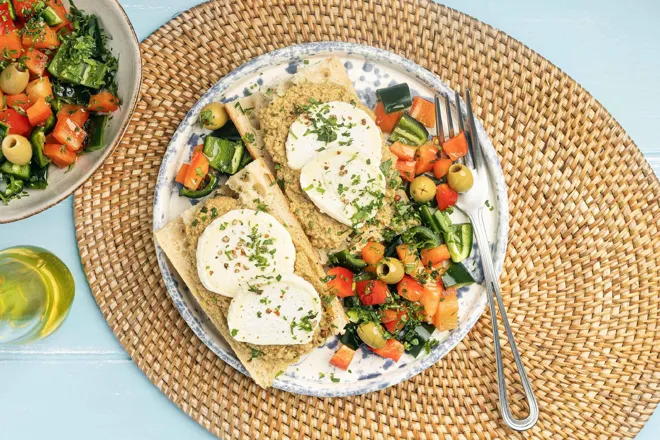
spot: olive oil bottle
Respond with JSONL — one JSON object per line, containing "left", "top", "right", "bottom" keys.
{"left": 0, "top": 246, "right": 74, "bottom": 344}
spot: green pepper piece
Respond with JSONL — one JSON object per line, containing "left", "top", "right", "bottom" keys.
{"left": 418, "top": 205, "right": 442, "bottom": 236}
{"left": 353, "top": 272, "right": 377, "bottom": 282}
{"left": 0, "top": 161, "right": 31, "bottom": 180}
{"left": 2, "top": 175, "right": 24, "bottom": 199}
{"left": 388, "top": 113, "right": 429, "bottom": 146}
{"left": 85, "top": 114, "right": 108, "bottom": 152}
{"left": 376, "top": 83, "right": 412, "bottom": 114}
{"left": 30, "top": 127, "right": 50, "bottom": 168}
{"left": 401, "top": 226, "right": 442, "bottom": 250}
{"left": 441, "top": 262, "right": 476, "bottom": 288}
{"left": 179, "top": 171, "right": 220, "bottom": 199}
{"left": 329, "top": 250, "right": 368, "bottom": 272}
{"left": 42, "top": 114, "right": 57, "bottom": 134}
{"left": 26, "top": 164, "right": 49, "bottom": 189}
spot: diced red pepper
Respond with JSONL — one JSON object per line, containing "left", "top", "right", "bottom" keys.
{"left": 53, "top": 116, "right": 86, "bottom": 151}
{"left": 0, "top": 108, "right": 30, "bottom": 135}
{"left": 396, "top": 275, "right": 424, "bottom": 302}
{"left": 0, "top": 4, "right": 17, "bottom": 35}
{"left": 13, "top": 0, "right": 41, "bottom": 18}
{"left": 45, "top": 0, "right": 70, "bottom": 26}
{"left": 183, "top": 147, "right": 209, "bottom": 190}
{"left": 88, "top": 91, "right": 120, "bottom": 113}
{"left": 44, "top": 143, "right": 76, "bottom": 168}
{"left": 381, "top": 307, "right": 408, "bottom": 333}
{"left": 326, "top": 267, "right": 354, "bottom": 298}
{"left": 374, "top": 101, "right": 403, "bottom": 133}
{"left": 26, "top": 97, "right": 52, "bottom": 127}
{"left": 22, "top": 22, "right": 60, "bottom": 49}
{"left": 22, "top": 48, "right": 49, "bottom": 76}
{"left": 175, "top": 164, "right": 190, "bottom": 185}
{"left": 415, "top": 142, "right": 439, "bottom": 175}
{"left": 329, "top": 345, "right": 356, "bottom": 371}
{"left": 395, "top": 160, "right": 416, "bottom": 183}
{"left": 371, "top": 339, "right": 405, "bottom": 362}
{"left": 356, "top": 279, "right": 389, "bottom": 306}
{"left": 409, "top": 96, "right": 436, "bottom": 128}
{"left": 361, "top": 241, "right": 385, "bottom": 266}
{"left": 0, "top": 31, "right": 21, "bottom": 59}
{"left": 389, "top": 141, "right": 417, "bottom": 161}
{"left": 57, "top": 104, "right": 89, "bottom": 128}
{"left": 443, "top": 132, "right": 469, "bottom": 161}
{"left": 436, "top": 183, "right": 458, "bottom": 211}
{"left": 5, "top": 93, "right": 32, "bottom": 112}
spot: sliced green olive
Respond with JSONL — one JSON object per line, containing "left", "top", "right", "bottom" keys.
{"left": 357, "top": 321, "right": 387, "bottom": 349}
{"left": 2, "top": 135, "right": 32, "bottom": 165}
{"left": 447, "top": 164, "right": 474, "bottom": 192}
{"left": 410, "top": 175, "right": 436, "bottom": 202}
{"left": 376, "top": 257, "right": 405, "bottom": 284}
{"left": 199, "top": 102, "right": 228, "bottom": 130}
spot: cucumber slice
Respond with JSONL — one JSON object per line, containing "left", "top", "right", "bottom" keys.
{"left": 388, "top": 113, "right": 429, "bottom": 146}
{"left": 203, "top": 136, "right": 244, "bottom": 174}
{"left": 376, "top": 83, "right": 412, "bottom": 114}
{"left": 404, "top": 322, "right": 437, "bottom": 357}
{"left": 26, "top": 163, "right": 48, "bottom": 189}
{"left": 446, "top": 223, "right": 473, "bottom": 262}
{"left": 85, "top": 114, "right": 108, "bottom": 152}
{"left": 41, "top": 6, "right": 63, "bottom": 26}
{"left": 0, "top": 161, "right": 31, "bottom": 180}
{"left": 441, "top": 262, "right": 475, "bottom": 289}
{"left": 339, "top": 323, "right": 362, "bottom": 351}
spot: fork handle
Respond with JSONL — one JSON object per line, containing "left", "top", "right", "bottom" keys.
{"left": 468, "top": 207, "right": 539, "bottom": 431}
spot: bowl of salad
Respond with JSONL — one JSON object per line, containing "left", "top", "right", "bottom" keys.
{"left": 0, "top": 0, "right": 141, "bottom": 223}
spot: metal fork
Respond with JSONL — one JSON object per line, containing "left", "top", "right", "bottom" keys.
{"left": 435, "top": 90, "right": 539, "bottom": 431}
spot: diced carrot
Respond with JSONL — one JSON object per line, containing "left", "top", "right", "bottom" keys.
{"left": 22, "top": 23, "right": 60, "bottom": 49}
{"left": 53, "top": 116, "right": 87, "bottom": 151}
{"left": 183, "top": 147, "right": 209, "bottom": 190}
{"left": 415, "top": 143, "right": 439, "bottom": 175}
{"left": 361, "top": 241, "right": 385, "bottom": 266}
{"left": 433, "top": 158, "right": 453, "bottom": 179}
{"left": 396, "top": 244, "right": 420, "bottom": 275}
{"left": 389, "top": 141, "right": 417, "bottom": 161}
{"left": 371, "top": 339, "right": 405, "bottom": 362}
{"left": 5, "top": 94, "right": 32, "bottom": 112}
{"left": 433, "top": 289, "right": 459, "bottom": 332}
{"left": 443, "top": 132, "right": 469, "bottom": 161}
{"left": 0, "top": 31, "right": 22, "bottom": 59}
{"left": 22, "top": 48, "right": 49, "bottom": 76}
{"left": 396, "top": 160, "right": 416, "bottom": 182}
{"left": 374, "top": 101, "right": 403, "bottom": 133}
{"left": 44, "top": 143, "right": 76, "bottom": 168}
{"left": 26, "top": 77, "right": 53, "bottom": 102}
{"left": 420, "top": 245, "right": 451, "bottom": 269}
{"left": 26, "top": 97, "right": 52, "bottom": 126}
{"left": 396, "top": 275, "right": 424, "bottom": 302}
{"left": 88, "top": 91, "right": 120, "bottom": 113}
{"left": 329, "top": 345, "right": 356, "bottom": 371}
{"left": 409, "top": 96, "right": 436, "bottom": 128}
{"left": 420, "top": 281, "right": 442, "bottom": 322}
{"left": 57, "top": 104, "right": 89, "bottom": 127}
{"left": 175, "top": 164, "right": 190, "bottom": 185}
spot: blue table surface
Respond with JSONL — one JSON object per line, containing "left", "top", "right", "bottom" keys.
{"left": 1, "top": 1, "right": 659, "bottom": 438}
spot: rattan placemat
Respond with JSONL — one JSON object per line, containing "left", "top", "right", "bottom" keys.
{"left": 73, "top": 1, "right": 660, "bottom": 438}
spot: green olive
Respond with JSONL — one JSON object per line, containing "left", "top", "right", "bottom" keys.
{"left": 199, "top": 102, "right": 228, "bottom": 130}
{"left": 410, "top": 175, "right": 437, "bottom": 202}
{"left": 377, "top": 257, "right": 405, "bottom": 284}
{"left": 2, "top": 135, "right": 32, "bottom": 165}
{"left": 447, "top": 164, "right": 474, "bottom": 192}
{"left": 0, "top": 64, "right": 30, "bottom": 95}
{"left": 357, "top": 322, "right": 387, "bottom": 349}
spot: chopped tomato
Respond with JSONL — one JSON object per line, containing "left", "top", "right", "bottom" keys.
{"left": 395, "top": 244, "right": 419, "bottom": 275}
{"left": 371, "top": 339, "right": 405, "bottom": 362}
{"left": 53, "top": 116, "right": 86, "bottom": 151}
{"left": 420, "top": 281, "right": 443, "bottom": 322}
{"left": 326, "top": 267, "right": 354, "bottom": 298}
{"left": 0, "top": 31, "right": 21, "bottom": 59}
{"left": 5, "top": 94, "right": 32, "bottom": 111}
{"left": 409, "top": 96, "right": 435, "bottom": 128}
{"left": 22, "top": 48, "right": 49, "bottom": 76}
{"left": 361, "top": 241, "right": 385, "bottom": 266}
{"left": 374, "top": 101, "right": 403, "bottom": 133}
{"left": 13, "top": 0, "right": 41, "bottom": 18}
{"left": 183, "top": 147, "right": 209, "bottom": 190}
{"left": 389, "top": 141, "right": 417, "bottom": 161}
{"left": 420, "top": 245, "right": 451, "bottom": 269}
{"left": 356, "top": 279, "right": 389, "bottom": 306}
{"left": 0, "top": 108, "right": 30, "bottom": 135}
{"left": 88, "top": 91, "right": 120, "bottom": 113}
{"left": 22, "top": 22, "right": 60, "bottom": 49}
{"left": 175, "top": 164, "right": 190, "bottom": 185}
{"left": 395, "top": 160, "right": 416, "bottom": 182}
{"left": 26, "top": 97, "right": 52, "bottom": 126}
{"left": 43, "top": 143, "right": 76, "bottom": 168}
{"left": 436, "top": 184, "right": 458, "bottom": 211}
{"left": 443, "top": 132, "right": 469, "bottom": 161}
{"left": 0, "top": 4, "right": 17, "bottom": 35}
{"left": 415, "top": 143, "right": 439, "bottom": 175}
{"left": 329, "top": 345, "right": 356, "bottom": 371}
{"left": 26, "top": 77, "right": 53, "bottom": 102}
{"left": 433, "top": 289, "right": 459, "bottom": 331}
{"left": 381, "top": 307, "right": 408, "bottom": 333}
{"left": 396, "top": 275, "right": 424, "bottom": 302}
{"left": 57, "top": 104, "right": 89, "bottom": 127}
{"left": 433, "top": 158, "right": 453, "bottom": 179}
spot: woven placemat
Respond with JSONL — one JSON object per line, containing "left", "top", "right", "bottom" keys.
{"left": 73, "top": 1, "right": 660, "bottom": 438}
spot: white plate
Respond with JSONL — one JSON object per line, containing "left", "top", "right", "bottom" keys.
{"left": 153, "top": 42, "right": 508, "bottom": 397}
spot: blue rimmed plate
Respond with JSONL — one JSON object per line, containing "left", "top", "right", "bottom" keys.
{"left": 153, "top": 42, "right": 508, "bottom": 397}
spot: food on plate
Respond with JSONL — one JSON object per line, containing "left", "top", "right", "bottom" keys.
{"left": 166, "top": 56, "right": 485, "bottom": 379}
{"left": 156, "top": 158, "right": 348, "bottom": 388}
{"left": 0, "top": 1, "right": 120, "bottom": 204}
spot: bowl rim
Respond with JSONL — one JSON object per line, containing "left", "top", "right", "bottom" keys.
{"left": 0, "top": 0, "right": 142, "bottom": 224}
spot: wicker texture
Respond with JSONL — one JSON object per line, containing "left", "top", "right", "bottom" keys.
{"left": 73, "top": 1, "right": 660, "bottom": 438}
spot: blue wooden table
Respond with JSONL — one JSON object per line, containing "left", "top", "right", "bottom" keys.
{"left": 1, "top": 1, "right": 658, "bottom": 438}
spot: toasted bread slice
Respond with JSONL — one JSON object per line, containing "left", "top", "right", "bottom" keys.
{"left": 155, "top": 159, "right": 347, "bottom": 388}
{"left": 225, "top": 57, "right": 357, "bottom": 172}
